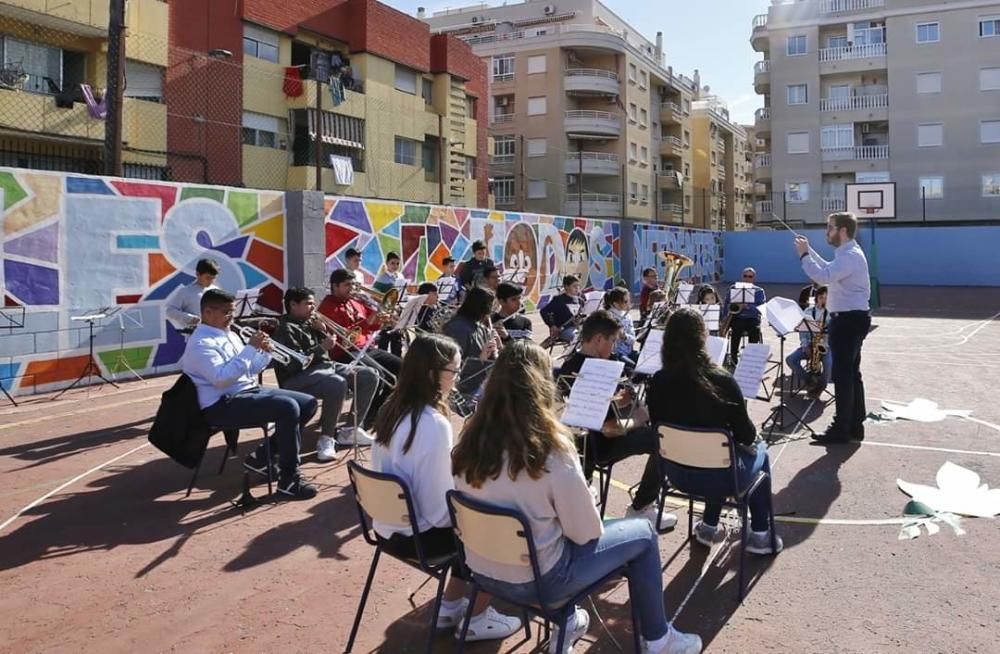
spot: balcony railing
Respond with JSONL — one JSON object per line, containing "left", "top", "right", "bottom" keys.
{"left": 492, "top": 113, "right": 514, "bottom": 124}
{"left": 819, "top": 94, "right": 888, "bottom": 112}
{"left": 822, "top": 198, "right": 847, "bottom": 212}
{"left": 564, "top": 110, "right": 622, "bottom": 137}
{"left": 566, "top": 151, "right": 621, "bottom": 175}
{"left": 566, "top": 193, "right": 621, "bottom": 205}
{"left": 754, "top": 60, "right": 771, "bottom": 75}
{"left": 755, "top": 107, "right": 770, "bottom": 121}
{"left": 756, "top": 200, "right": 774, "bottom": 215}
{"left": 663, "top": 135, "right": 682, "bottom": 147}
{"left": 755, "top": 154, "right": 771, "bottom": 168}
{"left": 821, "top": 0, "right": 884, "bottom": 13}
{"left": 821, "top": 145, "right": 889, "bottom": 161}
{"left": 565, "top": 68, "right": 618, "bottom": 81}
{"left": 819, "top": 42, "right": 886, "bottom": 62}
{"left": 490, "top": 154, "right": 515, "bottom": 164}
{"left": 662, "top": 203, "right": 684, "bottom": 215}
{"left": 661, "top": 101, "right": 683, "bottom": 115}
{"left": 752, "top": 14, "right": 768, "bottom": 29}
{"left": 495, "top": 195, "right": 516, "bottom": 206}
{"left": 567, "top": 151, "right": 620, "bottom": 164}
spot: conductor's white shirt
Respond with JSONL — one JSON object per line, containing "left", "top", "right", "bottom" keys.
{"left": 800, "top": 239, "right": 870, "bottom": 313}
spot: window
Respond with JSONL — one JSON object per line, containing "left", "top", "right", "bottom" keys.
{"left": 628, "top": 103, "right": 637, "bottom": 122}
{"left": 527, "top": 138, "right": 547, "bottom": 157}
{"left": 640, "top": 146, "right": 648, "bottom": 163}
{"left": 124, "top": 60, "right": 163, "bottom": 102}
{"left": 916, "top": 72, "right": 942, "bottom": 94}
{"left": 628, "top": 63, "right": 637, "bottom": 82}
{"left": 683, "top": 162, "right": 690, "bottom": 178}
{"left": 980, "top": 120, "right": 1000, "bottom": 143}
{"left": 827, "top": 35, "right": 849, "bottom": 49}
{"left": 639, "top": 70, "right": 647, "bottom": 88}
{"left": 684, "top": 130, "right": 691, "bottom": 146}
{"left": 243, "top": 24, "right": 279, "bottom": 63}
{"left": 640, "top": 184, "right": 649, "bottom": 201}
{"left": 828, "top": 84, "right": 850, "bottom": 102}
{"left": 493, "top": 135, "right": 516, "bottom": 158}
{"left": 916, "top": 22, "right": 939, "bottom": 43}
{"left": 1, "top": 36, "right": 63, "bottom": 94}
{"left": 421, "top": 78, "right": 433, "bottom": 105}
{"left": 786, "top": 182, "right": 809, "bottom": 203}
{"left": 492, "top": 54, "right": 515, "bottom": 81}
{"left": 787, "top": 35, "right": 807, "bottom": 56}
{"left": 527, "top": 180, "right": 547, "bottom": 199}
{"left": 821, "top": 125, "right": 853, "bottom": 150}
{"left": 918, "top": 123, "right": 943, "bottom": 147}
{"left": 981, "top": 16, "right": 1000, "bottom": 37}
{"left": 787, "top": 131, "right": 810, "bottom": 154}
{"left": 639, "top": 108, "right": 648, "bottom": 126}
{"left": 787, "top": 84, "right": 808, "bottom": 105}
{"left": 241, "top": 112, "right": 286, "bottom": 149}
{"left": 394, "top": 64, "right": 417, "bottom": 94}
{"left": 981, "top": 68, "right": 1000, "bottom": 91}
{"left": 527, "top": 55, "right": 546, "bottom": 74}
{"left": 493, "top": 176, "right": 515, "bottom": 204}
{"left": 630, "top": 181, "right": 638, "bottom": 199}
{"left": 466, "top": 95, "right": 477, "bottom": 118}
{"left": 983, "top": 173, "right": 1000, "bottom": 196}
{"left": 857, "top": 171, "right": 890, "bottom": 183}
{"left": 919, "top": 176, "right": 944, "bottom": 199}
{"left": 527, "top": 96, "right": 547, "bottom": 116}
{"left": 394, "top": 136, "right": 419, "bottom": 165}
{"left": 465, "top": 156, "right": 476, "bottom": 179}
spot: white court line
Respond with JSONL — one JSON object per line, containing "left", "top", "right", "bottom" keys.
{"left": 0, "top": 443, "right": 149, "bottom": 534}
{"left": 860, "top": 440, "right": 1000, "bottom": 458}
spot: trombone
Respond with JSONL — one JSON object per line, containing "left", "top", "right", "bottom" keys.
{"left": 308, "top": 311, "right": 398, "bottom": 386}
{"left": 232, "top": 324, "right": 312, "bottom": 369}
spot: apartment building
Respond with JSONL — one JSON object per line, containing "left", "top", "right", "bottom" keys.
{"left": 0, "top": 0, "right": 169, "bottom": 177}
{"left": 690, "top": 97, "right": 754, "bottom": 231}
{"left": 169, "top": 0, "right": 487, "bottom": 205}
{"left": 751, "top": 0, "right": 1000, "bottom": 224}
{"left": 424, "top": 0, "right": 700, "bottom": 224}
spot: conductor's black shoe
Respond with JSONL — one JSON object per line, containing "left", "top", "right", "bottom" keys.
{"left": 811, "top": 429, "right": 851, "bottom": 444}
{"left": 278, "top": 474, "right": 318, "bottom": 500}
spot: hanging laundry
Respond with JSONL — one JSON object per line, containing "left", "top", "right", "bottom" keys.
{"left": 79, "top": 84, "right": 106, "bottom": 119}
{"left": 311, "top": 49, "right": 330, "bottom": 83}
{"left": 330, "top": 52, "right": 344, "bottom": 70}
{"left": 283, "top": 66, "right": 304, "bottom": 97}
{"left": 329, "top": 75, "right": 345, "bottom": 106}
{"left": 330, "top": 155, "right": 354, "bottom": 186}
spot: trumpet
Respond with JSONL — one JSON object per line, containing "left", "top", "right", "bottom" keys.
{"left": 308, "top": 312, "right": 397, "bottom": 386}
{"left": 232, "top": 324, "right": 312, "bottom": 369}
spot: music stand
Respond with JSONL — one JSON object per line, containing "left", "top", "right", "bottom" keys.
{"left": 0, "top": 306, "right": 26, "bottom": 406}
{"left": 233, "top": 289, "right": 261, "bottom": 319}
{"left": 108, "top": 308, "right": 146, "bottom": 382}
{"left": 758, "top": 298, "right": 816, "bottom": 440}
{"left": 53, "top": 308, "right": 121, "bottom": 400}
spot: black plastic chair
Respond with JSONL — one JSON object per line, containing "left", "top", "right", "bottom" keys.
{"left": 186, "top": 426, "right": 272, "bottom": 497}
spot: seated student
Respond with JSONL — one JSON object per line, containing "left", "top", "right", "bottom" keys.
{"left": 442, "top": 287, "right": 498, "bottom": 396}
{"left": 721, "top": 267, "right": 766, "bottom": 367}
{"left": 413, "top": 282, "right": 440, "bottom": 333}
{"left": 696, "top": 285, "right": 719, "bottom": 305}
{"left": 603, "top": 287, "right": 639, "bottom": 367}
{"left": 371, "top": 334, "right": 521, "bottom": 641}
{"left": 647, "top": 308, "right": 783, "bottom": 554}
{"left": 491, "top": 282, "right": 533, "bottom": 344}
{"left": 786, "top": 285, "right": 831, "bottom": 400}
{"left": 638, "top": 267, "right": 659, "bottom": 320}
{"left": 479, "top": 264, "right": 500, "bottom": 292}
{"left": 558, "top": 310, "right": 675, "bottom": 529}
{"left": 452, "top": 341, "right": 703, "bottom": 654}
{"left": 272, "top": 287, "right": 378, "bottom": 460}
{"left": 181, "top": 289, "right": 318, "bottom": 499}
{"left": 458, "top": 240, "right": 494, "bottom": 289}
{"left": 540, "top": 275, "right": 584, "bottom": 343}
{"left": 437, "top": 257, "right": 460, "bottom": 305}
{"left": 373, "top": 252, "right": 406, "bottom": 356}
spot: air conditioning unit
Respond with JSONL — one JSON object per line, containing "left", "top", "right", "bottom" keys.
{"left": 471, "top": 16, "right": 480, "bottom": 23}
{"left": 544, "top": 4, "right": 556, "bottom": 15}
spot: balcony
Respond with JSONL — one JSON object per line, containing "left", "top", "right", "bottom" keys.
{"left": 658, "top": 172, "right": 683, "bottom": 190}
{"left": 564, "top": 110, "right": 621, "bottom": 138}
{"left": 490, "top": 154, "right": 516, "bottom": 165}
{"left": 821, "top": 145, "right": 889, "bottom": 161}
{"left": 751, "top": 14, "right": 768, "bottom": 51}
{"left": 660, "top": 101, "right": 684, "bottom": 125}
{"left": 822, "top": 198, "right": 847, "bottom": 212}
{"left": 819, "top": 43, "right": 886, "bottom": 74}
{"left": 565, "top": 152, "right": 621, "bottom": 176}
{"left": 819, "top": 93, "right": 888, "bottom": 114}
{"left": 756, "top": 200, "right": 774, "bottom": 216}
{"left": 754, "top": 60, "right": 770, "bottom": 93}
{"left": 660, "top": 203, "right": 684, "bottom": 221}
{"left": 821, "top": 0, "right": 885, "bottom": 14}
{"left": 492, "top": 113, "right": 515, "bottom": 125}
{"left": 564, "top": 193, "right": 622, "bottom": 217}
{"left": 754, "top": 154, "right": 772, "bottom": 180}
{"left": 660, "top": 135, "right": 684, "bottom": 158}
{"left": 564, "top": 68, "right": 620, "bottom": 97}
{"left": 755, "top": 107, "right": 771, "bottom": 134}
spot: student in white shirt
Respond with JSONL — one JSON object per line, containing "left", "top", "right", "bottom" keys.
{"left": 373, "top": 251, "right": 406, "bottom": 356}
{"left": 166, "top": 258, "right": 220, "bottom": 330}
{"left": 371, "top": 334, "right": 521, "bottom": 641}
{"left": 452, "top": 341, "right": 702, "bottom": 654}
{"left": 603, "top": 286, "right": 638, "bottom": 366}
{"left": 180, "top": 289, "right": 318, "bottom": 499}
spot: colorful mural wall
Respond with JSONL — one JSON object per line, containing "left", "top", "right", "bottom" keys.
{"left": 0, "top": 168, "right": 286, "bottom": 395}
{"left": 323, "top": 199, "right": 622, "bottom": 309}
{"left": 632, "top": 224, "right": 723, "bottom": 292}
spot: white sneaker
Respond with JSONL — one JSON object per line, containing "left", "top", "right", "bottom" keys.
{"left": 456, "top": 605, "right": 522, "bottom": 642}
{"left": 316, "top": 435, "right": 339, "bottom": 462}
{"left": 587, "top": 482, "right": 600, "bottom": 503}
{"left": 625, "top": 503, "right": 677, "bottom": 530}
{"left": 549, "top": 606, "right": 590, "bottom": 654}
{"left": 643, "top": 625, "right": 703, "bottom": 654}
{"left": 436, "top": 597, "right": 469, "bottom": 629}
{"left": 335, "top": 426, "right": 375, "bottom": 446}
{"left": 692, "top": 520, "right": 728, "bottom": 548}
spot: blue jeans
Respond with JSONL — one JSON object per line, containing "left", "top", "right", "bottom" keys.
{"left": 786, "top": 345, "right": 832, "bottom": 389}
{"left": 204, "top": 387, "right": 317, "bottom": 477}
{"left": 472, "top": 519, "right": 669, "bottom": 642}
{"left": 660, "top": 440, "right": 773, "bottom": 532}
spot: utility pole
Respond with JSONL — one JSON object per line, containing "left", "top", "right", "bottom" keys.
{"left": 314, "top": 70, "right": 323, "bottom": 192}
{"left": 103, "top": 0, "right": 127, "bottom": 177}
{"left": 519, "top": 134, "right": 525, "bottom": 211}
{"left": 578, "top": 140, "right": 584, "bottom": 217}
{"left": 439, "top": 115, "right": 446, "bottom": 205}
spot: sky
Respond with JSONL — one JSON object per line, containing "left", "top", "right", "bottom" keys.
{"left": 384, "top": 0, "right": 772, "bottom": 124}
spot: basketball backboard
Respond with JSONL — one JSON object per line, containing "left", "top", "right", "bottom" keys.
{"left": 846, "top": 182, "right": 896, "bottom": 220}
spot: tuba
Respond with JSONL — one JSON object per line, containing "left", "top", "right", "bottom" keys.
{"left": 657, "top": 250, "right": 694, "bottom": 305}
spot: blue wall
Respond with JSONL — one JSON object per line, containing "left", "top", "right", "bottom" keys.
{"left": 723, "top": 225, "right": 1000, "bottom": 286}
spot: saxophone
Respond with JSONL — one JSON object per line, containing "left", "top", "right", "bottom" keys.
{"left": 804, "top": 309, "right": 828, "bottom": 394}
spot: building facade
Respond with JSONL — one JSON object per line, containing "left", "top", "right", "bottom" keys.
{"left": 751, "top": 0, "right": 1000, "bottom": 224}
{"left": 691, "top": 98, "right": 754, "bottom": 231}
{"left": 425, "top": 0, "right": 701, "bottom": 224}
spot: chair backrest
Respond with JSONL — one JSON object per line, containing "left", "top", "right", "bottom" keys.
{"left": 347, "top": 462, "right": 411, "bottom": 530}
{"left": 657, "top": 423, "right": 732, "bottom": 469}
{"left": 446, "top": 491, "right": 533, "bottom": 569}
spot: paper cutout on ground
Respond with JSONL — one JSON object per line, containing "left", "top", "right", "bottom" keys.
{"left": 897, "top": 499, "right": 964, "bottom": 540}
{"left": 706, "top": 335, "right": 727, "bottom": 366}
{"left": 763, "top": 297, "right": 805, "bottom": 336}
{"left": 733, "top": 343, "right": 771, "bottom": 400}
{"left": 635, "top": 329, "right": 664, "bottom": 375}
{"left": 897, "top": 461, "right": 1000, "bottom": 519}
{"left": 561, "top": 358, "right": 625, "bottom": 431}
{"left": 880, "top": 398, "right": 972, "bottom": 423}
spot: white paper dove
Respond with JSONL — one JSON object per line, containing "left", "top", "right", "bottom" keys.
{"left": 880, "top": 398, "right": 972, "bottom": 423}
{"left": 897, "top": 461, "right": 1000, "bottom": 518}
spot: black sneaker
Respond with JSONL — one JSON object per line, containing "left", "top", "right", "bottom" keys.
{"left": 277, "top": 474, "right": 318, "bottom": 500}
{"left": 243, "top": 448, "right": 278, "bottom": 479}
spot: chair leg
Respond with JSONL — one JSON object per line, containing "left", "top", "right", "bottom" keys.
{"left": 186, "top": 457, "right": 204, "bottom": 498}
{"left": 346, "top": 548, "right": 381, "bottom": 653}
{"left": 554, "top": 611, "right": 568, "bottom": 654}
{"left": 738, "top": 502, "right": 749, "bottom": 603}
{"left": 218, "top": 429, "right": 239, "bottom": 474}
{"left": 522, "top": 608, "right": 531, "bottom": 640}
{"left": 262, "top": 425, "right": 273, "bottom": 496}
{"left": 455, "top": 587, "right": 479, "bottom": 654}
{"left": 655, "top": 484, "right": 666, "bottom": 534}
{"left": 627, "top": 574, "right": 643, "bottom": 653}
{"left": 688, "top": 498, "right": 694, "bottom": 539}
{"left": 598, "top": 465, "right": 612, "bottom": 519}
{"left": 423, "top": 572, "right": 448, "bottom": 654}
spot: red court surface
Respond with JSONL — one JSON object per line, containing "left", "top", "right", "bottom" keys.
{"left": 1, "top": 286, "right": 998, "bottom": 653}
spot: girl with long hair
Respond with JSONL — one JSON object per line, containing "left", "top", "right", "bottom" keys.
{"left": 452, "top": 340, "right": 702, "bottom": 654}
{"left": 371, "top": 334, "right": 520, "bottom": 642}
{"left": 647, "top": 307, "right": 782, "bottom": 552}
{"left": 443, "top": 286, "right": 498, "bottom": 395}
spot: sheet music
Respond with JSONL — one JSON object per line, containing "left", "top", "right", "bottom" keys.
{"left": 763, "top": 297, "right": 805, "bottom": 336}
{"left": 695, "top": 304, "right": 721, "bottom": 331}
{"left": 393, "top": 294, "right": 427, "bottom": 331}
{"left": 582, "top": 291, "right": 604, "bottom": 315}
{"left": 635, "top": 328, "right": 664, "bottom": 375}
{"left": 561, "top": 358, "right": 625, "bottom": 431}
{"left": 733, "top": 344, "right": 771, "bottom": 400}
{"left": 729, "top": 283, "right": 756, "bottom": 305}
{"left": 676, "top": 282, "right": 695, "bottom": 306}
{"left": 706, "top": 335, "right": 727, "bottom": 366}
